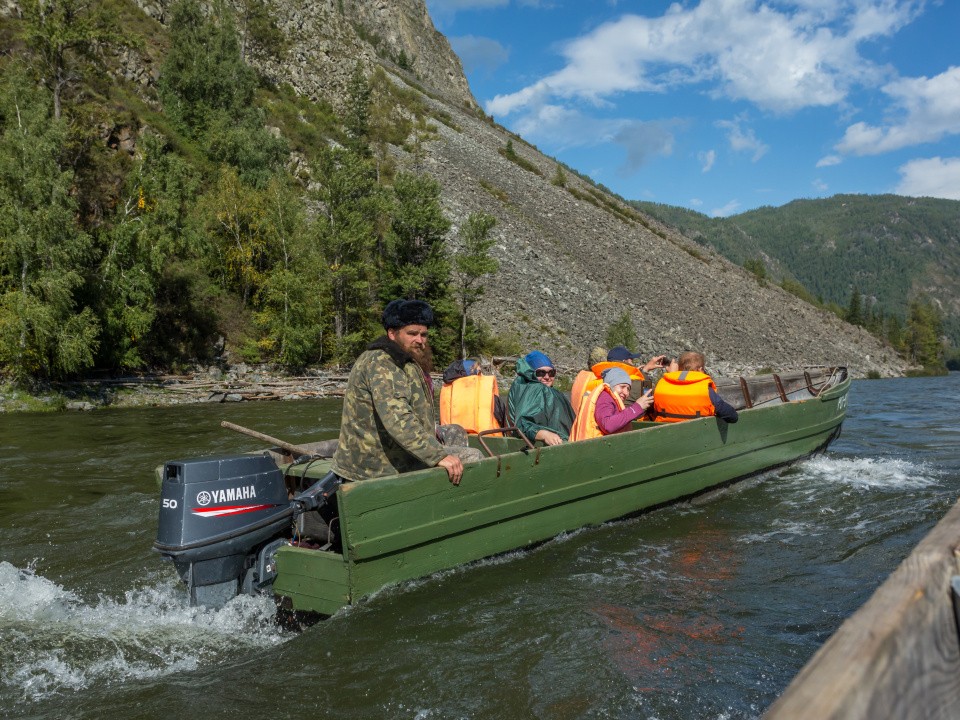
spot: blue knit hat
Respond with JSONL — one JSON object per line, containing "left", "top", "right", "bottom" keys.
{"left": 524, "top": 350, "right": 553, "bottom": 369}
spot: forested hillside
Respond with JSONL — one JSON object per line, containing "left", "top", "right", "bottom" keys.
{"left": 0, "top": 0, "right": 498, "bottom": 380}
{"left": 632, "top": 195, "right": 958, "bottom": 367}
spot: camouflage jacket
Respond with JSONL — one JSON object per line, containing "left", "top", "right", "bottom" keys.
{"left": 332, "top": 336, "right": 446, "bottom": 482}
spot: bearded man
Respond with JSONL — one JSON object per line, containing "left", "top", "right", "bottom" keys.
{"left": 331, "top": 299, "right": 482, "bottom": 485}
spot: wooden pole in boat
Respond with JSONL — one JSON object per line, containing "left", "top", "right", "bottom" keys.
{"left": 220, "top": 420, "right": 314, "bottom": 457}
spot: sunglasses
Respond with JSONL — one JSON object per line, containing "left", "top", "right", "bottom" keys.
{"left": 535, "top": 368, "right": 557, "bottom": 378}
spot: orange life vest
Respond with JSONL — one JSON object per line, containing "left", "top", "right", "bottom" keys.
{"left": 439, "top": 374, "right": 502, "bottom": 435}
{"left": 652, "top": 371, "right": 716, "bottom": 423}
{"left": 570, "top": 384, "right": 624, "bottom": 441}
{"left": 572, "top": 362, "right": 644, "bottom": 415}
{"left": 590, "top": 361, "right": 646, "bottom": 382}
{"left": 570, "top": 370, "right": 601, "bottom": 416}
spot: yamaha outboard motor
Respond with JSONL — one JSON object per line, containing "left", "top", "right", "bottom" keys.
{"left": 154, "top": 454, "right": 293, "bottom": 607}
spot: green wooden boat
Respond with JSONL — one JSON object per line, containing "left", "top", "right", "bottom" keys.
{"left": 155, "top": 367, "right": 849, "bottom": 615}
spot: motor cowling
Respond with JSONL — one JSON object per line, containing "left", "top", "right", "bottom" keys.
{"left": 154, "top": 454, "right": 292, "bottom": 607}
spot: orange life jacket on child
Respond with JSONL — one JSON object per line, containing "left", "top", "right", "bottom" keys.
{"left": 652, "top": 371, "right": 716, "bottom": 423}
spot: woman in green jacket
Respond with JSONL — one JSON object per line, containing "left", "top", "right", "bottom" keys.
{"left": 508, "top": 351, "right": 576, "bottom": 446}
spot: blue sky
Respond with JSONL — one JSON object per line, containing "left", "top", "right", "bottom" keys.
{"left": 424, "top": 0, "right": 960, "bottom": 216}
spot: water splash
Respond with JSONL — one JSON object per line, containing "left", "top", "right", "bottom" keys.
{"left": 0, "top": 562, "right": 291, "bottom": 702}
{"left": 794, "top": 455, "right": 940, "bottom": 490}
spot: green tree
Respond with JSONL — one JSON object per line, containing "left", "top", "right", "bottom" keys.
{"left": 313, "top": 146, "right": 383, "bottom": 361}
{"left": 0, "top": 66, "right": 98, "bottom": 379}
{"left": 95, "top": 132, "right": 202, "bottom": 369}
{"left": 344, "top": 62, "right": 371, "bottom": 152}
{"left": 382, "top": 171, "right": 455, "bottom": 364}
{"left": 905, "top": 296, "right": 944, "bottom": 368}
{"left": 605, "top": 311, "right": 637, "bottom": 352}
{"left": 198, "top": 167, "right": 270, "bottom": 304}
{"left": 845, "top": 286, "right": 863, "bottom": 326}
{"left": 383, "top": 171, "right": 452, "bottom": 301}
{"left": 452, "top": 212, "right": 498, "bottom": 358}
{"left": 19, "top": 0, "right": 123, "bottom": 120}
{"left": 254, "top": 176, "right": 325, "bottom": 367}
{"left": 159, "top": 0, "right": 256, "bottom": 135}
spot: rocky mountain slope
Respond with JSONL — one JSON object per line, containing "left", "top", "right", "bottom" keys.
{"left": 20, "top": 0, "right": 909, "bottom": 378}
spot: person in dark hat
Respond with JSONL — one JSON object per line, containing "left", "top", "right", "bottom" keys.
{"left": 590, "top": 346, "right": 669, "bottom": 406}
{"left": 332, "top": 299, "right": 482, "bottom": 485}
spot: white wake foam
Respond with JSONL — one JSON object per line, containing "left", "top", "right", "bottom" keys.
{"left": 795, "top": 455, "right": 941, "bottom": 491}
{"left": 0, "top": 562, "right": 291, "bottom": 701}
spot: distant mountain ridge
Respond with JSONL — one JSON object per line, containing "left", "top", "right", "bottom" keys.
{"left": 631, "top": 195, "right": 960, "bottom": 345}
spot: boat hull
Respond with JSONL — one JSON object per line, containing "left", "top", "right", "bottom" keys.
{"left": 273, "top": 372, "right": 850, "bottom": 615}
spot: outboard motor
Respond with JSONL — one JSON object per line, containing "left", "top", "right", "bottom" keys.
{"left": 154, "top": 454, "right": 293, "bottom": 607}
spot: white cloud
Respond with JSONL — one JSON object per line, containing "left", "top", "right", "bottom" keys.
{"left": 895, "top": 157, "right": 960, "bottom": 200}
{"left": 450, "top": 35, "right": 510, "bottom": 74}
{"left": 835, "top": 66, "right": 960, "bottom": 155}
{"left": 812, "top": 178, "right": 829, "bottom": 191}
{"left": 816, "top": 154, "right": 842, "bottom": 167}
{"left": 690, "top": 198, "right": 704, "bottom": 206}
{"left": 485, "top": 0, "right": 920, "bottom": 118}
{"left": 716, "top": 116, "right": 769, "bottom": 161}
{"left": 699, "top": 149, "right": 716, "bottom": 173}
{"left": 711, "top": 199, "right": 741, "bottom": 217}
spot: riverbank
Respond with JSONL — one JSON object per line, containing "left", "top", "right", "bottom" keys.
{"left": 0, "top": 364, "right": 352, "bottom": 414}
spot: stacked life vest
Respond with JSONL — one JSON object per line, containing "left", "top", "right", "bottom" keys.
{"left": 570, "top": 384, "right": 625, "bottom": 441}
{"left": 652, "top": 370, "right": 716, "bottom": 423}
{"left": 570, "top": 361, "right": 645, "bottom": 416}
{"left": 439, "top": 373, "right": 502, "bottom": 436}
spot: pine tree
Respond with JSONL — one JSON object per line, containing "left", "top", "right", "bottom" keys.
{"left": 845, "top": 286, "right": 863, "bottom": 326}
{"left": 452, "top": 213, "right": 498, "bottom": 358}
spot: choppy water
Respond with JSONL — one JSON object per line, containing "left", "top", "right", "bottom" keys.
{"left": 1, "top": 375, "right": 958, "bottom": 719}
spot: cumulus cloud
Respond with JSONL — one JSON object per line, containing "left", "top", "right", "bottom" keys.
{"left": 711, "top": 199, "right": 741, "bottom": 217}
{"left": 816, "top": 154, "right": 842, "bottom": 167}
{"left": 699, "top": 149, "right": 717, "bottom": 173}
{"left": 895, "top": 157, "right": 960, "bottom": 200}
{"left": 450, "top": 35, "right": 510, "bottom": 75}
{"left": 716, "top": 116, "right": 769, "bottom": 161}
{"left": 690, "top": 198, "right": 704, "bottom": 206}
{"left": 485, "top": 0, "right": 919, "bottom": 118}
{"left": 812, "top": 178, "right": 829, "bottom": 192}
{"left": 835, "top": 66, "right": 960, "bottom": 155}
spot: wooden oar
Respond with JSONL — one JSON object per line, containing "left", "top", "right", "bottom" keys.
{"left": 220, "top": 420, "right": 313, "bottom": 457}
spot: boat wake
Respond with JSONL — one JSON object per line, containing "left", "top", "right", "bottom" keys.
{"left": 0, "top": 561, "right": 291, "bottom": 702}
{"left": 793, "top": 455, "right": 941, "bottom": 491}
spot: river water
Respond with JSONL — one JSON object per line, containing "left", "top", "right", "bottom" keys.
{"left": 2, "top": 374, "right": 959, "bottom": 719}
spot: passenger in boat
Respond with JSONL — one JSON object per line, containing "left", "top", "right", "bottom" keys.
{"left": 570, "top": 367, "right": 655, "bottom": 441}
{"left": 332, "top": 299, "right": 483, "bottom": 486}
{"left": 574, "top": 346, "right": 668, "bottom": 411}
{"left": 651, "top": 351, "right": 739, "bottom": 424}
{"left": 507, "top": 350, "right": 576, "bottom": 446}
{"left": 439, "top": 358, "right": 507, "bottom": 433}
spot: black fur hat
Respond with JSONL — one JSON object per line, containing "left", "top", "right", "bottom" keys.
{"left": 382, "top": 299, "right": 435, "bottom": 329}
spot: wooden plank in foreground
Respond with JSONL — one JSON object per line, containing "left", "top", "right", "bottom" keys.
{"left": 765, "top": 498, "right": 960, "bottom": 720}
